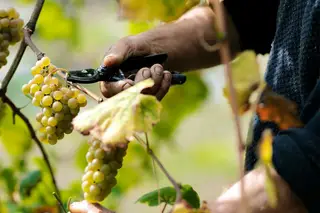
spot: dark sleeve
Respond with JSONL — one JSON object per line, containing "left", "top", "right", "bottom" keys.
{"left": 272, "top": 80, "right": 320, "bottom": 213}
{"left": 223, "top": 0, "right": 280, "bottom": 54}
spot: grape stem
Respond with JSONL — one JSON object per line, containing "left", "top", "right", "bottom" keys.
{"left": 135, "top": 133, "right": 182, "bottom": 204}
{"left": 53, "top": 192, "right": 68, "bottom": 213}
{"left": 0, "top": 0, "right": 62, "bottom": 209}
{"left": 207, "top": 0, "right": 247, "bottom": 211}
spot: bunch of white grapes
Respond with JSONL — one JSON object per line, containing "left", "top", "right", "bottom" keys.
{"left": 0, "top": 7, "right": 24, "bottom": 68}
{"left": 21, "top": 56, "right": 87, "bottom": 144}
{"left": 82, "top": 138, "right": 128, "bottom": 202}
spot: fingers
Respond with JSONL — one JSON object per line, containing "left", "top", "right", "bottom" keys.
{"left": 136, "top": 64, "right": 164, "bottom": 95}
{"left": 69, "top": 200, "right": 115, "bottom": 213}
{"left": 156, "top": 71, "right": 172, "bottom": 100}
{"left": 103, "top": 36, "right": 150, "bottom": 67}
{"left": 100, "top": 79, "right": 134, "bottom": 98}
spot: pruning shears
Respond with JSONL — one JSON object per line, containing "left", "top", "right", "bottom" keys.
{"left": 66, "top": 53, "right": 187, "bottom": 85}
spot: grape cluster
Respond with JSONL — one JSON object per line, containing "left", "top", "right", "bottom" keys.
{"left": 0, "top": 8, "right": 24, "bottom": 68}
{"left": 21, "top": 56, "right": 87, "bottom": 144}
{"left": 82, "top": 138, "right": 128, "bottom": 203}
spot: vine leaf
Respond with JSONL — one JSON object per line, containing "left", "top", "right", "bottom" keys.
{"left": 136, "top": 184, "right": 200, "bottom": 208}
{"left": 256, "top": 86, "right": 304, "bottom": 130}
{"left": 223, "top": 50, "right": 261, "bottom": 114}
{"left": 0, "top": 168, "right": 17, "bottom": 194}
{"left": 19, "top": 170, "right": 42, "bottom": 199}
{"left": 73, "top": 79, "right": 162, "bottom": 145}
{"left": 258, "top": 129, "right": 278, "bottom": 208}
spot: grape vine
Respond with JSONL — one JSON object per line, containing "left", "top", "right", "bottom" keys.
{"left": 21, "top": 56, "right": 87, "bottom": 145}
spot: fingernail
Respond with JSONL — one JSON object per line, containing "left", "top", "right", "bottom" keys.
{"left": 142, "top": 69, "right": 150, "bottom": 78}
{"left": 103, "top": 54, "right": 116, "bottom": 66}
{"left": 155, "top": 65, "right": 162, "bottom": 75}
{"left": 164, "top": 73, "right": 172, "bottom": 82}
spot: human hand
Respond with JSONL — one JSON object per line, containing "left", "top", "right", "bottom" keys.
{"left": 69, "top": 200, "right": 115, "bottom": 213}
{"left": 209, "top": 166, "right": 307, "bottom": 213}
{"left": 100, "top": 64, "right": 172, "bottom": 100}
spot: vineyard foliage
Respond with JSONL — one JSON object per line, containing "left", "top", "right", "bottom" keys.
{"left": 0, "top": 0, "right": 299, "bottom": 213}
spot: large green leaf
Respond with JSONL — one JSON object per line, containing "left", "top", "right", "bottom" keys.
{"left": 153, "top": 72, "right": 208, "bottom": 140}
{"left": 73, "top": 79, "right": 162, "bottom": 145}
{"left": 0, "top": 102, "right": 32, "bottom": 158}
{"left": 136, "top": 184, "right": 200, "bottom": 208}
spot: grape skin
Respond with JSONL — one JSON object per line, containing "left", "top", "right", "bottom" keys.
{"left": 82, "top": 138, "right": 128, "bottom": 203}
{"left": 21, "top": 55, "right": 87, "bottom": 145}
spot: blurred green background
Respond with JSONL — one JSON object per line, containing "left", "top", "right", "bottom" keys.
{"left": 0, "top": 0, "right": 253, "bottom": 212}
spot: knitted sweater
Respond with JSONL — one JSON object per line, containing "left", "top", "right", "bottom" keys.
{"left": 224, "top": 0, "right": 320, "bottom": 212}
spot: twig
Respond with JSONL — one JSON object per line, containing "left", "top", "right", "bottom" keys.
{"left": 24, "top": 28, "right": 45, "bottom": 60}
{"left": 161, "top": 202, "right": 168, "bottom": 213}
{"left": 2, "top": 95, "right": 60, "bottom": 198}
{"left": 53, "top": 192, "right": 67, "bottom": 213}
{"left": 208, "top": 0, "right": 247, "bottom": 211}
{"left": 72, "top": 83, "right": 104, "bottom": 103}
{"left": 135, "top": 134, "right": 182, "bottom": 203}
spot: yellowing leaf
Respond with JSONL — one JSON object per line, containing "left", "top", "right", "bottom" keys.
{"left": 118, "top": 0, "right": 200, "bottom": 22}
{"left": 265, "top": 166, "right": 278, "bottom": 208}
{"left": 223, "top": 50, "right": 261, "bottom": 115}
{"left": 73, "top": 79, "right": 162, "bottom": 145}
{"left": 259, "top": 129, "right": 273, "bottom": 166}
{"left": 172, "top": 201, "right": 192, "bottom": 213}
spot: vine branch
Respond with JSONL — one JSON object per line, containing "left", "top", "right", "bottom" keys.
{"left": 135, "top": 134, "right": 182, "bottom": 204}
{"left": 0, "top": 0, "right": 61, "bottom": 201}
{"left": 208, "top": 0, "right": 247, "bottom": 211}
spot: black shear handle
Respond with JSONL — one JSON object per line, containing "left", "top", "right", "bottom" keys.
{"left": 117, "top": 53, "right": 186, "bottom": 85}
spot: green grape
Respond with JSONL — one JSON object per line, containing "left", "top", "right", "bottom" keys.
{"left": 0, "top": 18, "right": 9, "bottom": 28}
{"left": 43, "top": 107, "right": 52, "bottom": 117}
{"left": 32, "top": 98, "right": 40, "bottom": 107}
{"left": 66, "top": 90, "right": 74, "bottom": 98}
{"left": 64, "top": 126, "right": 73, "bottom": 134}
{"left": 48, "top": 117, "right": 57, "bottom": 127}
{"left": 54, "top": 112, "right": 64, "bottom": 121}
{"left": 41, "top": 56, "right": 50, "bottom": 66}
{"left": 34, "top": 91, "right": 44, "bottom": 101}
{"left": 7, "top": 8, "right": 19, "bottom": 19}
{"left": 100, "top": 165, "right": 111, "bottom": 174}
{"left": 42, "top": 96, "right": 53, "bottom": 107}
{"left": 93, "top": 171, "right": 104, "bottom": 183}
{"left": 1, "top": 40, "right": 9, "bottom": 49}
{"left": 53, "top": 91, "right": 63, "bottom": 100}
{"left": 51, "top": 77, "right": 59, "bottom": 85}
{"left": 0, "top": 9, "right": 8, "bottom": 18}
{"left": 36, "top": 112, "right": 43, "bottom": 122}
{"left": 41, "top": 116, "right": 48, "bottom": 126}
{"left": 61, "top": 95, "right": 69, "bottom": 104}
{"left": 82, "top": 171, "right": 94, "bottom": 182}
{"left": 35, "top": 60, "right": 44, "bottom": 68}
{"left": 21, "top": 84, "right": 30, "bottom": 95}
{"left": 77, "top": 94, "right": 87, "bottom": 104}
{"left": 94, "top": 148, "right": 105, "bottom": 159}
{"left": 109, "top": 161, "right": 121, "bottom": 170}
{"left": 47, "top": 134, "right": 57, "bottom": 145}
{"left": 41, "top": 85, "right": 51, "bottom": 95}
{"left": 0, "top": 52, "right": 6, "bottom": 60}
{"left": 86, "top": 152, "right": 94, "bottom": 162}
{"left": 30, "top": 84, "right": 40, "bottom": 94}
{"left": 70, "top": 108, "right": 80, "bottom": 115}
{"left": 89, "top": 185, "right": 101, "bottom": 196}
{"left": 91, "top": 140, "right": 101, "bottom": 149}
{"left": 71, "top": 88, "right": 80, "bottom": 97}
{"left": 82, "top": 181, "right": 91, "bottom": 193}
{"left": 91, "top": 159, "right": 103, "bottom": 170}
{"left": 33, "top": 74, "right": 44, "bottom": 84}
{"left": 43, "top": 76, "right": 51, "bottom": 84}
{"left": 52, "top": 101, "right": 63, "bottom": 112}
{"left": 60, "top": 87, "right": 69, "bottom": 94}
{"left": 68, "top": 98, "right": 78, "bottom": 109}
{"left": 46, "top": 126, "right": 56, "bottom": 134}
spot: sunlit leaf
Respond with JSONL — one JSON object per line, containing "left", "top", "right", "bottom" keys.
{"left": 37, "top": 0, "right": 79, "bottom": 46}
{"left": 73, "top": 79, "right": 162, "bottom": 145}
{"left": 258, "top": 129, "right": 273, "bottom": 166}
{"left": 256, "top": 86, "right": 304, "bottom": 130}
{"left": 265, "top": 166, "right": 278, "bottom": 208}
{"left": 118, "top": 0, "right": 200, "bottom": 22}
{"left": 0, "top": 102, "right": 32, "bottom": 157}
{"left": 0, "top": 168, "right": 17, "bottom": 194}
{"left": 223, "top": 50, "right": 261, "bottom": 115}
{"left": 19, "top": 170, "right": 42, "bottom": 199}
{"left": 136, "top": 184, "right": 200, "bottom": 208}
{"left": 153, "top": 72, "right": 208, "bottom": 140}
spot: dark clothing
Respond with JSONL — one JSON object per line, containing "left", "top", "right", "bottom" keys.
{"left": 223, "top": 0, "right": 320, "bottom": 212}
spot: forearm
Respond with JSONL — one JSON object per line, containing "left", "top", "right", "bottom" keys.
{"left": 132, "top": 6, "right": 241, "bottom": 72}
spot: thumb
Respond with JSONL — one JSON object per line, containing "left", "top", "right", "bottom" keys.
{"left": 103, "top": 38, "right": 133, "bottom": 67}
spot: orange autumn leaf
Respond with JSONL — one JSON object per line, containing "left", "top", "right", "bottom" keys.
{"left": 256, "top": 86, "right": 304, "bottom": 130}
